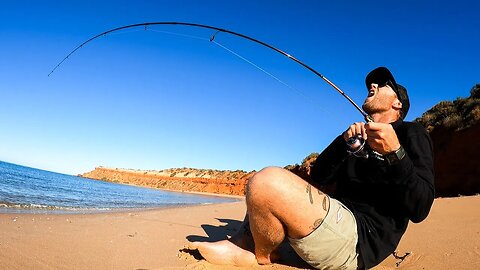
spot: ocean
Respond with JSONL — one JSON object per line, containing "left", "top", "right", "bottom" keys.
{"left": 0, "top": 161, "right": 239, "bottom": 213}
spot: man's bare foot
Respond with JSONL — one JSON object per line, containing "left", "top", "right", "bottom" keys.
{"left": 255, "top": 251, "right": 281, "bottom": 265}
{"left": 187, "top": 240, "right": 257, "bottom": 266}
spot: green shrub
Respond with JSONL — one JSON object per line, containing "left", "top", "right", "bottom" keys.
{"left": 415, "top": 84, "right": 480, "bottom": 131}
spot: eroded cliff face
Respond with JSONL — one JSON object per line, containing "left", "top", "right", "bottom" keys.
{"left": 415, "top": 85, "right": 480, "bottom": 197}
{"left": 430, "top": 123, "right": 480, "bottom": 197}
{"left": 81, "top": 167, "right": 254, "bottom": 196}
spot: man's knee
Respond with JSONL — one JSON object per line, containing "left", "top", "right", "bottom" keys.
{"left": 246, "top": 166, "right": 288, "bottom": 202}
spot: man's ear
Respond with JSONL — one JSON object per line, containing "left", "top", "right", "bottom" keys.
{"left": 392, "top": 100, "right": 402, "bottom": 110}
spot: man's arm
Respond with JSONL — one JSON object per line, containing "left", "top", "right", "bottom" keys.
{"left": 311, "top": 122, "right": 368, "bottom": 185}
{"left": 310, "top": 135, "right": 349, "bottom": 185}
{"left": 385, "top": 127, "right": 435, "bottom": 223}
{"left": 365, "top": 122, "right": 435, "bottom": 222}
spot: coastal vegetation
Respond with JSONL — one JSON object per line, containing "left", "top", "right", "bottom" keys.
{"left": 415, "top": 84, "right": 480, "bottom": 131}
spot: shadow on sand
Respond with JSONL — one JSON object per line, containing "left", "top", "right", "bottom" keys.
{"left": 183, "top": 218, "right": 313, "bottom": 269}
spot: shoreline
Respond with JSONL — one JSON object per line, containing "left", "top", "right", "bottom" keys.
{"left": 0, "top": 176, "right": 245, "bottom": 216}
{"left": 0, "top": 198, "right": 245, "bottom": 216}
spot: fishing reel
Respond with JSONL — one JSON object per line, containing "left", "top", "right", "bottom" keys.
{"left": 346, "top": 134, "right": 369, "bottom": 159}
{"left": 346, "top": 134, "right": 385, "bottom": 160}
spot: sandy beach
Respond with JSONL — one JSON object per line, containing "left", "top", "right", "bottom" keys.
{"left": 1, "top": 196, "right": 479, "bottom": 270}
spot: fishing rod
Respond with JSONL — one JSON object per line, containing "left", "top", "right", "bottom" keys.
{"left": 48, "top": 21, "right": 371, "bottom": 121}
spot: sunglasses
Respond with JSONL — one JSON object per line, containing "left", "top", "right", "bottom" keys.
{"left": 377, "top": 80, "right": 398, "bottom": 93}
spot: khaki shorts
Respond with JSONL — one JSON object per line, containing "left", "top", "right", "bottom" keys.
{"left": 288, "top": 197, "right": 363, "bottom": 270}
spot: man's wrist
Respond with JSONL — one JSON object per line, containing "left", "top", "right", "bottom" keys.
{"left": 384, "top": 145, "right": 406, "bottom": 165}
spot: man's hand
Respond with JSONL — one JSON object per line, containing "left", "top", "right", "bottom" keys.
{"left": 365, "top": 122, "right": 400, "bottom": 155}
{"left": 343, "top": 122, "right": 367, "bottom": 142}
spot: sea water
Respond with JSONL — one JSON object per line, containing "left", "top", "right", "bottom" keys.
{"left": 0, "top": 161, "right": 239, "bottom": 213}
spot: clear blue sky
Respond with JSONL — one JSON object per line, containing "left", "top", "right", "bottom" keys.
{"left": 1, "top": 0, "right": 478, "bottom": 175}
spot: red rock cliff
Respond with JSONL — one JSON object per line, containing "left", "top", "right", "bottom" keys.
{"left": 429, "top": 123, "right": 480, "bottom": 196}
{"left": 81, "top": 167, "right": 254, "bottom": 196}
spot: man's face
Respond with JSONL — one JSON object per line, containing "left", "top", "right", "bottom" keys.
{"left": 362, "top": 83, "right": 399, "bottom": 115}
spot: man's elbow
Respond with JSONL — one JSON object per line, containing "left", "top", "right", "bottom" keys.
{"left": 409, "top": 194, "right": 434, "bottom": 223}
{"left": 410, "top": 211, "right": 429, "bottom": 223}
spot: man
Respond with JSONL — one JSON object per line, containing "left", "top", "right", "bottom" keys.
{"left": 188, "top": 67, "right": 434, "bottom": 269}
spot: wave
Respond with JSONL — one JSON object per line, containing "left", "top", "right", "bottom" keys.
{"left": 0, "top": 200, "right": 113, "bottom": 212}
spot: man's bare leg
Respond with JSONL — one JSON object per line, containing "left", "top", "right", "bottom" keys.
{"left": 188, "top": 166, "right": 329, "bottom": 266}
{"left": 246, "top": 166, "right": 329, "bottom": 264}
{"left": 231, "top": 214, "right": 284, "bottom": 261}
{"left": 229, "top": 215, "right": 254, "bottom": 250}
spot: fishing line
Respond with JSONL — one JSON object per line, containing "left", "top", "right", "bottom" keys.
{"left": 148, "top": 29, "right": 209, "bottom": 42}
{"left": 148, "top": 28, "right": 303, "bottom": 96}
{"left": 212, "top": 40, "right": 304, "bottom": 98}
{"left": 211, "top": 39, "right": 332, "bottom": 115}
{"left": 147, "top": 27, "right": 334, "bottom": 117}
{"left": 127, "top": 27, "right": 334, "bottom": 116}
{"left": 107, "top": 28, "right": 147, "bottom": 36}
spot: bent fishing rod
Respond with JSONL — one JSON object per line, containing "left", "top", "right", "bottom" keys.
{"left": 49, "top": 21, "right": 371, "bottom": 122}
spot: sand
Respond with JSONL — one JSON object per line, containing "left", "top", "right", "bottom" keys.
{"left": 0, "top": 196, "right": 479, "bottom": 270}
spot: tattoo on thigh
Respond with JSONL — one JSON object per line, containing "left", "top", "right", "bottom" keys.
{"left": 322, "top": 196, "right": 327, "bottom": 211}
{"left": 310, "top": 218, "right": 323, "bottom": 230}
{"left": 306, "top": 184, "right": 313, "bottom": 204}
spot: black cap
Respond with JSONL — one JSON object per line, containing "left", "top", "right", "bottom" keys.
{"left": 365, "top": 67, "right": 410, "bottom": 119}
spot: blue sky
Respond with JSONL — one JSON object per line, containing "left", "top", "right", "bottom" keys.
{"left": 1, "top": 0, "right": 479, "bottom": 175}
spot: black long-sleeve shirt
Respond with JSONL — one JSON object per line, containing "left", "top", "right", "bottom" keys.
{"left": 310, "top": 119, "right": 435, "bottom": 269}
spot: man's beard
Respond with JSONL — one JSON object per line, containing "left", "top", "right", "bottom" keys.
{"left": 362, "top": 95, "right": 392, "bottom": 115}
